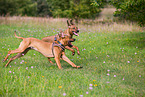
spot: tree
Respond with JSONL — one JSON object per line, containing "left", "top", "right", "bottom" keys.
{"left": 49, "top": 0, "right": 106, "bottom": 21}
{"left": 0, "top": 0, "right": 18, "bottom": 16}
{"left": 37, "top": 0, "right": 51, "bottom": 17}
{"left": 110, "top": 0, "right": 145, "bottom": 26}
{"left": 0, "top": 0, "right": 37, "bottom": 16}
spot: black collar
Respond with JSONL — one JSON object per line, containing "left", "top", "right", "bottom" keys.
{"left": 57, "top": 40, "right": 64, "bottom": 48}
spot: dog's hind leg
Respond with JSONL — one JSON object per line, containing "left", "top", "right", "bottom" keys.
{"left": 47, "top": 58, "right": 54, "bottom": 64}
{"left": 5, "top": 47, "right": 31, "bottom": 67}
{"left": 3, "top": 40, "right": 30, "bottom": 62}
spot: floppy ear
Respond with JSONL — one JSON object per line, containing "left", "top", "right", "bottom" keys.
{"left": 67, "top": 20, "right": 71, "bottom": 27}
{"left": 70, "top": 19, "right": 74, "bottom": 25}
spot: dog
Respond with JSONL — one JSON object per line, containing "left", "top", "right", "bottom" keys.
{"left": 42, "top": 20, "right": 80, "bottom": 55}
{"left": 3, "top": 31, "right": 82, "bottom": 69}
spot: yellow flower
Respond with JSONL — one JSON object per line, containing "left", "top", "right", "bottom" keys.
{"left": 93, "top": 80, "right": 96, "bottom": 81}
{"left": 94, "top": 84, "right": 97, "bottom": 86}
{"left": 42, "top": 76, "right": 44, "bottom": 77}
{"left": 58, "top": 86, "right": 62, "bottom": 88}
{"left": 25, "top": 62, "right": 27, "bottom": 64}
{"left": 137, "top": 61, "right": 139, "bottom": 62}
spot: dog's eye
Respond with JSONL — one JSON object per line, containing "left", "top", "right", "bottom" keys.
{"left": 73, "top": 28, "right": 75, "bottom": 29}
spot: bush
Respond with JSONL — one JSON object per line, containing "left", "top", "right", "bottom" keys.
{"left": 111, "top": 0, "right": 145, "bottom": 26}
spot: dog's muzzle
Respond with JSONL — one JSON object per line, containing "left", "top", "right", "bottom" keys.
{"left": 68, "top": 38, "right": 76, "bottom": 47}
{"left": 69, "top": 38, "right": 76, "bottom": 42}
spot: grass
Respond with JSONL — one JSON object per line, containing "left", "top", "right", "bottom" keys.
{"left": 0, "top": 17, "right": 145, "bottom": 97}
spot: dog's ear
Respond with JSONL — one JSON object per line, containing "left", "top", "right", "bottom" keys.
{"left": 67, "top": 20, "right": 71, "bottom": 27}
{"left": 58, "top": 33, "right": 61, "bottom": 37}
{"left": 58, "top": 32, "right": 65, "bottom": 38}
{"left": 70, "top": 19, "right": 74, "bottom": 25}
{"left": 60, "top": 30, "right": 63, "bottom": 33}
{"left": 61, "top": 33, "right": 64, "bottom": 38}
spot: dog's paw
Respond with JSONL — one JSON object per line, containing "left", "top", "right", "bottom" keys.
{"left": 73, "top": 66, "right": 83, "bottom": 69}
{"left": 77, "top": 51, "right": 80, "bottom": 55}
{"left": 72, "top": 52, "right": 75, "bottom": 56}
{"left": 3, "top": 59, "right": 6, "bottom": 62}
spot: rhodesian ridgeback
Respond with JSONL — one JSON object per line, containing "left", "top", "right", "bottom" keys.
{"left": 42, "top": 20, "right": 80, "bottom": 55}
{"left": 3, "top": 31, "right": 82, "bottom": 69}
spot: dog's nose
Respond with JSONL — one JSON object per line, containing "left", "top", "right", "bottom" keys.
{"left": 77, "top": 30, "right": 79, "bottom": 32}
{"left": 73, "top": 38, "right": 76, "bottom": 41}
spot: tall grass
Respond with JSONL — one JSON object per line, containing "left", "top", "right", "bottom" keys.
{"left": 0, "top": 17, "right": 144, "bottom": 97}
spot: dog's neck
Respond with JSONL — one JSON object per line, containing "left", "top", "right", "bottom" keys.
{"left": 64, "top": 29, "right": 73, "bottom": 38}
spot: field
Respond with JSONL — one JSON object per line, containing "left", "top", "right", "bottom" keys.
{"left": 0, "top": 17, "right": 145, "bottom": 97}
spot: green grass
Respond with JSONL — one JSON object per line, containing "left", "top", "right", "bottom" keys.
{"left": 0, "top": 17, "right": 145, "bottom": 97}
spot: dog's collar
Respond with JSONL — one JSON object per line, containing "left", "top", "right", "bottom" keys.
{"left": 57, "top": 41, "right": 64, "bottom": 48}
{"left": 53, "top": 35, "right": 65, "bottom": 50}
{"left": 54, "top": 37, "right": 57, "bottom": 41}
{"left": 54, "top": 35, "right": 58, "bottom": 41}
{"left": 52, "top": 41, "right": 65, "bottom": 57}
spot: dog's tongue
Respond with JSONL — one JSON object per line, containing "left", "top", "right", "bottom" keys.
{"left": 73, "top": 32, "right": 79, "bottom": 36}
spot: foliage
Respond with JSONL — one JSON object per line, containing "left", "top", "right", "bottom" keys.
{"left": 0, "top": 0, "right": 106, "bottom": 20}
{"left": 110, "top": 0, "right": 145, "bottom": 26}
{"left": 50, "top": 0, "right": 106, "bottom": 20}
{"left": 0, "top": 0, "right": 37, "bottom": 16}
{"left": 37, "top": 0, "right": 51, "bottom": 17}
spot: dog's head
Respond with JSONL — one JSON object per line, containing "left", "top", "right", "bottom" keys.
{"left": 67, "top": 20, "right": 79, "bottom": 36}
{"left": 58, "top": 33, "right": 75, "bottom": 46}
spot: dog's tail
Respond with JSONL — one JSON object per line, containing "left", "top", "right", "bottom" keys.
{"left": 14, "top": 31, "right": 24, "bottom": 39}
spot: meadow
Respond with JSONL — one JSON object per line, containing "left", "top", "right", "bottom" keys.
{"left": 0, "top": 17, "right": 144, "bottom": 97}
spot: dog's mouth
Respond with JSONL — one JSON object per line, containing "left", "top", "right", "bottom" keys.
{"left": 68, "top": 38, "right": 76, "bottom": 46}
{"left": 68, "top": 41, "right": 72, "bottom": 46}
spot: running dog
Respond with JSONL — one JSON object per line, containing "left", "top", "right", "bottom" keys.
{"left": 42, "top": 20, "right": 80, "bottom": 55}
{"left": 3, "top": 31, "right": 82, "bottom": 69}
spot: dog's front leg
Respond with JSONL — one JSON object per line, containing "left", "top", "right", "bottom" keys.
{"left": 65, "top": 46, "right": 75, "bottom": 55}
{"left": 71, "top": 45, "right": 80, "bottom": 55}
{"left": 61, "top": 52, "right": 82, "bottom": 68}
{"left": 53, "top": 47, "right": 62, "bottom": 69}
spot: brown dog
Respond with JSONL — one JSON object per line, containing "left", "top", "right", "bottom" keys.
{"left": 42, "top": 20, "right": 80, "bottom": 55}
{"left": 3, "top": 32, "right": 82, "bottom": 69}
